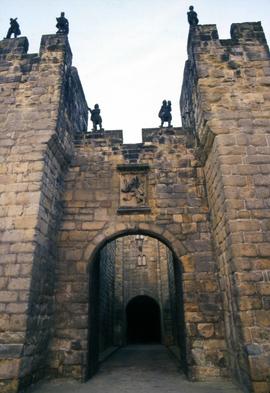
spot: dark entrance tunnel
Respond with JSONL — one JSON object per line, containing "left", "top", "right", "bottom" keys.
{"left": 87, "top": 234, "right": 188, "bottom": 379}
{"left": 126, "top": 295, "right": 161, "bottom": 344}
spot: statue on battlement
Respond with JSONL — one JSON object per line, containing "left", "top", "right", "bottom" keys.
{"left": 5, "top": 18, "right": 21, "bottom": 39}
{"left": 88, "top": 104, "right": 103, "bottom": 132}
{"left": 187, "top": 6, "right": 199, "bottom": 27}
{"left": 158, "top": 100, "right": 172, "bottom": 128}
{"left": 56, "top": 12, "right": 69, "bottom": 35}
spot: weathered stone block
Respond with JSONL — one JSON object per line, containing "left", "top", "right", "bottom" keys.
{"left": 8, "top": 278, "right": 31, "bottom": 291}
{"left": 197, "top": 323, "right": 215, "bottom": 338}
{"left": 0, "top": 359, "right": 20, "bottom": 379}
{"left": 0, "top": 292, "right": 18, "bottom": 303}
{"left": 255, "top": 310, "right": 270, "bottom": 327}
{"left": 253, "top": 382, "right": 270, "bottom": 393}
{"left": 0, "top": 344, "right": 23, "bottom": 359}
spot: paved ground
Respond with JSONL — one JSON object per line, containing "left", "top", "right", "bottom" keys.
{"left": 28, "top": 345, "right": 243, "bottom": 393}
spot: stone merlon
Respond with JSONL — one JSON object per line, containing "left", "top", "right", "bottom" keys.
{"left": 40, "top": 34, "right": 72, "bottom": 65}
{"left": 0, "top": 36, "right": 29, "bottom": 57}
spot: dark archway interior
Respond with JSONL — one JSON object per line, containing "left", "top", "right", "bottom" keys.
{"left": 126, "top": 295, "right": 161, "bottom": 344}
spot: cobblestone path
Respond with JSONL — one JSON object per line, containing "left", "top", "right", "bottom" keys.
{"left": 28, "top": 345, "right": 243, "bottom": 393}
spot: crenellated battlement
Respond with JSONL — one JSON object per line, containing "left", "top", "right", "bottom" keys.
{"left": 187, "top": 22, "right": 269, "bottom": 55}
{"left": 0, "top": 34, "right": 87, "bottom": 134}
{"left": 181, "top": 22, "right": 270, "bottom": 150}
{"left": 74, "top": 127, "right": 193, "bottom": 151}
{"left": 0, "top": 34, "right": 72, "bottom": 60}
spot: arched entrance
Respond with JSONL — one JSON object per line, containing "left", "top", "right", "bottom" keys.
{"left": 126, "top": 296, "right": 161, "bottom": 344}
{"left": 87, "top": 231, "right": 187, "bottom": 379}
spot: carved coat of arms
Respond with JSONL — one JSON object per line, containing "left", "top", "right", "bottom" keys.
{"left": 117, "top": 164, "right": 150, "bottom": 213}
{"left": 121, "top": 175, "right": 146, "bottom": 205}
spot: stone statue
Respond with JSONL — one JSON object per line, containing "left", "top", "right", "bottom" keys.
{"left": 6, "top": 18, "right": 21, "bottom": 39}
{"left": 56, "top": 12, "right": 69, "bottom": 35}
{"left": 158, "top": 100, "right": 172, "bottom": 128}
{"left": 187, "top": 6, "right": 199, "bottom": 27}
{"left": 158, "top": 100, "right": 167, "bottom": 123}
{"left": 88, "top": 104, "right": 103, "bottom": 132}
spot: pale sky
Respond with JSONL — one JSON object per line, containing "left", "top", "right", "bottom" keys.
{"left": 2, "top": 1, "right": 270, "bottom": 142}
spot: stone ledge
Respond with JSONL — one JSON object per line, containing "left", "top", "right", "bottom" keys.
{"left": 117, "top": 206, "right": 151, "bottom": 215}
{"left": 74, "top": 130, "right": 123, "bottom": 144}
{"left": 117, "top": 163, "right": 150, "bottom": 172}
{"left": 142, "top": 127, "right": 185, "bottom": 143}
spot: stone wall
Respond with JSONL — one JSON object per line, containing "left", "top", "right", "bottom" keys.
{"left": 181, "top": 22, "right": 270, "bottom": 393}
{"left": 51, "top": 128, "right": 226, "bottom": 381}
{"left": 0, "top": 35, "right": 87, "bottom": 392}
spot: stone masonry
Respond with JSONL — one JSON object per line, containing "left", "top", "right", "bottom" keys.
{"left": 0, "top": 20, "right": 269, "bottom": 393}
{"left": 51, "top": 127, "right": 224, "bottom": 384}
{"left": 0, "top": 35, "right": 87, "bottom": 392}
{"left": 181, "top": 22, "right": 270, "bottom": 393}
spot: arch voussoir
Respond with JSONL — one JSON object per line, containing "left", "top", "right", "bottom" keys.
{"left": 84, "top": 222, "right": 187, "bottom": 265}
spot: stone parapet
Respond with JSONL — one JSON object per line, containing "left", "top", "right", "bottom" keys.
{"left": 230, "top": 22, "right": 268, "bottom": 45}
{"left": 187, "top": 22, "right": 269, "bottom": 60}
{"left": 142, "top": 127, "right": 184, "bottom": 142}
{"left": 77, "top": 130, "right": 123, "bottom": 145}
{"left": 0, "top": 37, "right": 29, "bottom": 58}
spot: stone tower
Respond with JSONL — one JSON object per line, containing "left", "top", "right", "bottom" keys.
{"left": 0, "top": 22, "right": 269, "bottom": 393}
{"left": 181, "top": 22, "right": 270, "bottom": 393}
{"left": 0, "top": 35, "right": 88, "bottom": 392}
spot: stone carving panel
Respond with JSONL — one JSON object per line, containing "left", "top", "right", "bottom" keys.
{"left": 121, "top": 174, "right": 146, "bottom": 206}
{"left": 117, "top": 164, "right": 150, "bottom": 214}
